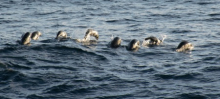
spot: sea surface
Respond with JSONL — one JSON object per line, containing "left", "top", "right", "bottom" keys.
{"left": 1, "top": 0, "right": 220, "bottom": 99}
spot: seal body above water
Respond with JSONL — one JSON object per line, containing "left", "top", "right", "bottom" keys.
{"left": 144, "top": 36, "right": 162, "bottom": 45}
{"left": 176, "top": 40, "right": 194, "bottom": 52}
{"left": 126, "top": 39, "right": 140, "bottom": 51}
{"left": 84, "top": 29, "right": 99, "bottom": 41}
{"left": 31, "top": 31, "right": 42, "bottom": 40}
{"left": 56, "top": 31, "right": 67, "bottom": 40}
{"left": 76, "top": 29, "right": 99, "bottom": 43}
{"left": 21, "top": 32, "right": 32, "bottom": 45}
{"left": 143, "top": 35, "right": 166, "bottom": 46}
{"left": 110, "top": 37, "right": 121, "bottom": 48}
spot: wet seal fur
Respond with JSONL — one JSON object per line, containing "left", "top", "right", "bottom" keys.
{"left": 76, "top": 29, "right": 99, "bottom": 43}
{"left": 109, "top": 37, "right": 121, "bottom": 48}
{"left": 56, "top": 30, "right": 68, "bottom": 40}
{"left": 21, "top": 32, "right": 32, "bottom": 45}
{"left": 84, "top": 29, "right": 99, "bottom": 41}
{"left": 142, "top": 35, "right": 166, "bottom": 46}
{"left": 126, "top": 39, "right": 140, "bottom": 51}
{"left": 31, "top": 31, "right": 42, "bottom": 40}
{"left": 176, "top": 40, "right": 194, "bottom": 52}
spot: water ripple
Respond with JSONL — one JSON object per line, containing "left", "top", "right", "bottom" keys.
{"left": 1, "top": 0, "right": 220, "bottom": 98}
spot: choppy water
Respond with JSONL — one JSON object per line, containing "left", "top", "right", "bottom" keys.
{"left": 1, "top": 0, "right": 220, "bottom": 99}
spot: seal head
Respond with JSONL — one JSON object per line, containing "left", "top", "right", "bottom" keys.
{"left": 126, "top": 39, "right": 140, "bottom": 51}
{"left": 31, "top": 31, "right": 42, "bottom": 40}
{"left": 56, "top": 31, "right": 67, "bottom": 40}
{"left": 21, "top": 32, "right": 32, "bottom": 45}
{"left": 110, "top": 37, "right": 121, "bottom": 48}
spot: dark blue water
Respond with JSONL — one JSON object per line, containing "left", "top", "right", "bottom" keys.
{"left": 1, "top": 0, "right": 220, "bottom": 99}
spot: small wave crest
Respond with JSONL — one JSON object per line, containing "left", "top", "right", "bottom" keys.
{"left": 155, "top": 72, "right": 202, "bottom": 80}
{"left": 177, "top": 93, "right": 207, "bottom": 99}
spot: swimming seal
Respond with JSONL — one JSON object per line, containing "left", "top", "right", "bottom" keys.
{"left": 84, "top": 29, "right": 99, "bottom": 40}
{"left": 176, "top": 40, "right": 194, "bottom": 52}
{"left": 109, "top": 37, "right": 121, "bottom": 48}
{"left": 76, "top": 29, "right": 99, "bottom": 42}
{"left": 143, "top": 35, "right": 166, "bottom": 46}
{"left": 21, "top": 32, "right": 32, "bottom": 45}
{"left": 56, "top": 30, "right": 67, "bottom": 40}
{"left": 31, "top": 31, "right": 42, "bottom": 40}
{"left": 126, "top": 39, "right": 140, "bottom": 51}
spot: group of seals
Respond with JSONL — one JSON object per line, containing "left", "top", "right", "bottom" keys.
{"left": 109, "top": 35, "right": 194, "bottom": 52}
{"left": 54, "top": 29, "right": 99, "bottom": 43}
{"left": 20, "top": 29, "right": 98, "bottom": 45}
{"left": 109, "top": 35, "right": 166, "bottom": 51}
{"left": 20, "top": 29, "right": 194, "bottom": 52}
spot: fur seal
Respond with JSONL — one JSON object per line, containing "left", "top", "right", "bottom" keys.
{"left": 76, "top": 29, "right": 99, "bottom": 42}
{"left": 109, "top": 37, "right": 121, "bottom": 48}
{"left": 126, "top": 39, "right": 140, "bottom": 51}
{"left": 56, "top": 30, "right": 67, "bottom": 40}
{"left": 142, "top": 35, "right": 166, "bottom": 46}
{"left": 176, "top": 41, "right": 194, "bottom": 52}
{"left": 31, "top": 31, "right": 42, "bottom": 40}
{"left": 21, "top": 32, "right": 32, "bottom": 45}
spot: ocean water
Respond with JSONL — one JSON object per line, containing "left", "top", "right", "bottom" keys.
{"left": 1, "top": 0, "right": 220, "bottom": 99}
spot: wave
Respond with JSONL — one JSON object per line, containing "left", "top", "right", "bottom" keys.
{"left": 151, "top": 13, "right": 181, "bottom": 18}
{"left": 6, "top": 62, "right": 32, "bottom": 70}
{"left": 0, "top": 42, "right": 103, "bottom": 57}
{"left": 44, "top": 84, "right": 75, "bottom": 94}
{"left": 21, "top": 0, "right": 58, "bottom": 3}
{"left": 0, "top": 69, "right": 20, "bottom": 82}
{"left": 204, "top": 18, "right": 220, "bottom": 22}
{"left": 155, "top": 72, "right": 202, "bottom": 80}
{"left": 209, "top": 13, "right": 220, "bottom": 17}
{"left": 105, "top": 18, "right": 138, "bottom": 24}
{"left": 0, "top": 19, "right": 24, "bottom": 24}
{"left": 0, "top": 42, "right": 108, "bottom": 70}
{"left": 196, "top": 1, "right": 217, "bottom": 5}
{"left": 35, "top": 65, "right": 77, "bottom": 71}
{"left": 34, "top": 11, "right": 60, "bottom": 16}
{"left": 26, "top": 94, "right": 44, "bottom": 99}
{"left": 176, "top": 93, "right": 207, "bottom": 99}
{"left": 0, "top": 96, "right": 10, "bottom": 99}
{"left": 94, "top": 94, "right": 133, "bottom": 99}
{"left": 202, "top": 66, "right": 220, "bottom": 72}
{"left": 171, "top": 29, "right": 193, "bottom": 34}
